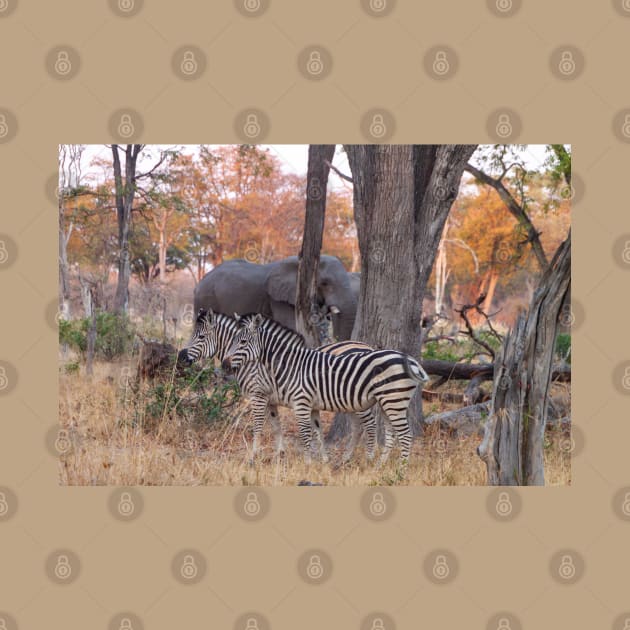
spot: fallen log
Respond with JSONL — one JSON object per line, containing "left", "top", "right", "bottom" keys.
{"left": 424, "top": 402, "right": 490, "bottom": 436}
{"left": 420, "top": 359, "right": 570, "bottom": 383}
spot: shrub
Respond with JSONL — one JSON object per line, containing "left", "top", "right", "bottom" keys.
{"left": 143, "top": 364, "right": 241, "bottom": 427}
{"left": 555, "top": 333, "right": 571, "bottom": 363}
{"left": 59, "top": 312, "right": 136, "bottom": 360}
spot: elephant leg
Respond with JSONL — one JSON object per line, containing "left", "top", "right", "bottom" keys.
{"left": 310, "top": 411, "right": 328, "bottom": 463}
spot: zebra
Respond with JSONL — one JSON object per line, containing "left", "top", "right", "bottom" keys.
{"left": 222, "top": 313, "right": 430, "bottom": 465}
{"left": 178, "top": 309, "right": 379, "bottom": 463}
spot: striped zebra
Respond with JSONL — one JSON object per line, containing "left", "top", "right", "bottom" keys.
{"left": 178, "top": 309, "right": 378, "bottom": 463}
{"left": 223, "top": 313, "right": 429, "bottom": 465}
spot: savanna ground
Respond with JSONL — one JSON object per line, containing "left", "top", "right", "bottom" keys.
{"left": 58, "top": 341, "right": 571, "bottom": 487}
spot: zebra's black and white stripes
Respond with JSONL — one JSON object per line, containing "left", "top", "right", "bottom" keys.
{"left": 178, "top": 309, "right": 377, "bottom": 463}
{"left": 223, "top": 313, "right": 429, "bottom": 464}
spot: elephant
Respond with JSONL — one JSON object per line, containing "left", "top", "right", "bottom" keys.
{"left": 192, "top": 255, "right": 358, "bottom": 341}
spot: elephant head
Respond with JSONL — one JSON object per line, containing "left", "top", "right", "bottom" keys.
{"left": 265, "top": 255, "right": 357, "bottom": 340}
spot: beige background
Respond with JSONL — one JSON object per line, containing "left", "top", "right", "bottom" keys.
{"left": 0, "top": 0, "right": 628, "bottom": 628}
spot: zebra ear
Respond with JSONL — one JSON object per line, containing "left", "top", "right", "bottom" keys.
{"left": 253, "top": 313, "right": 264, "bottom": 326}
{"left": 233, "top": 312, "right": 241, "bottom": 322}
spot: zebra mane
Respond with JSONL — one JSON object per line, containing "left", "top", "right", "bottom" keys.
{"left": 238, "top": 313, "right": 307, "bottom": 347}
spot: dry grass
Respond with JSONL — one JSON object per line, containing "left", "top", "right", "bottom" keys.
{"left": 58, "top": 359, "right": 571, "bottom": 486}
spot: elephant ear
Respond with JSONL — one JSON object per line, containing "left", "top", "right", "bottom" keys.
{"left": 267, "top": 260, "right": 298, "bottom": 306}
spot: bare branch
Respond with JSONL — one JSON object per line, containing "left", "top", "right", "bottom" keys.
{"left": 325, "top": 160, "right": 353, "bottom": 183}
{"left": 465, "top": 162, "right": 549, "bottom": 271}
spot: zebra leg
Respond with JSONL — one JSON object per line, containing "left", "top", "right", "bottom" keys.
{"left": 294, "top": 405, "right": 314, "bottom": 465}
{"left": 310, "top": 411, "right": 329, "bottom": 463}
{"left": 249, "top": 394, "right": 268, "bottom": 464}
{"left": 377, "top": 412, "right": 395, "bottom": 466}
{"left": 379, "top": 405, "right": 412, "bottom": 466}
{"left": 268, "top": 404, "right": 285, "bottom": 457}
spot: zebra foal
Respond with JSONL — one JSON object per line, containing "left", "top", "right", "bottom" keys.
{"left": 223, "top": 313, "right": 429, "bottom": 465}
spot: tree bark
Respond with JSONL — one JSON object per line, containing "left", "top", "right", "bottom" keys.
{"left": 327, "top": 144, "right": 477, "bottom": 441}
{"left": 112, "top": 144, "right": 142, "bottom": 314}
{"left": 478, "top": 232, "right": 571, "bottom": 485}
{"left": 295, "top": 144, "right": 336, "bottom": 347}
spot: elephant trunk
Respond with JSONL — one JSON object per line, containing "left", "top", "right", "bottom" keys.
{"left": 332, "top": 300, "right": 357, "bottom": 341}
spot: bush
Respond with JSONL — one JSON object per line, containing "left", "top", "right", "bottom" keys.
{"left": 555, "top": 333, "right": 571, "bottom": 363}
{"left": 143, "top": 365, "right": 240, "bottom": 427}
{"left": 59, "top": 312, "right": 136, "bottom": 360}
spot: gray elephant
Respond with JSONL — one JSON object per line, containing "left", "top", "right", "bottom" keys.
{"left": 193, "top": 255, "right": 358, "bottom": 341}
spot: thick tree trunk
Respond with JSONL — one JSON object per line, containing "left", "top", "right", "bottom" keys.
{"left": 478, "top": 232, "right": 571, "bottom": 485}
{"left": 327, "top": 145, "right": 477, "bottom": 442}
{"left": 112, "top": 144, "right": 142, "bottom": 314}
{"left": 295, "top": 144, "right": 336, "bottom": 347}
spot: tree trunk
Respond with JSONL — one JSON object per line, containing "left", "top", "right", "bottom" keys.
{"left": 478, "top": 232, "right": 571, "bottom": 485}
{"left": 58, "top": 203, "right": 72, "bottom": 319}
{"left": 295, "top": 144, "right": 336, "bottom": 347}
{"left": 327, "top": 145, "right": 477, "bottom": 441}
{"left": 112, "top": 144, "right": 142, "bottom": 314}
